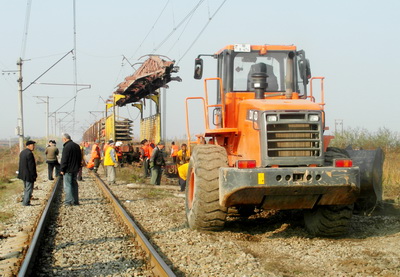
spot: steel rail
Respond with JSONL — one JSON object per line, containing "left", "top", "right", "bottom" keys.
{"left": 18, "top": 177, "right": 63, "bottom": 277}
{"left": 92, "top": 173, "right": 176, "bottom": 277}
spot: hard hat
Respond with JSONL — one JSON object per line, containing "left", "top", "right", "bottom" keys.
{"left": 116, "top": 141, "right": 122, "bottom": 147}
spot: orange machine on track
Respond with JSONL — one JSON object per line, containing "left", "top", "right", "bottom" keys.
{"left": 184, "top": 44, "right": 383, "bottom": 237}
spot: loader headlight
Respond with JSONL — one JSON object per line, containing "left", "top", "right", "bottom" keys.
{"left": 309, "top": 114, "right": 319, "bottom": 122}
{"left": 248, "top": 110, "right": 260, "bottom": 121}
{"left": 267, "top": 115, "right": 278, "bottom": 122}
{"left": 253, "top": 111, "right": 259, "bottom": 121}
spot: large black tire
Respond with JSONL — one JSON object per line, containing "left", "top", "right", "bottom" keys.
{"left": 185, "top": 144, "right": 228, "bottom": 231}
{"left": 304, "top": 205, "right": 354, "bottom": 237}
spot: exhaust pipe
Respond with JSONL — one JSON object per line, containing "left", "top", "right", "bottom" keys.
{"left": 285, "top": 51, "right": 295, "bottom": 99}
{"left": 251, "top": 72, "right": 267, "bottom": 99}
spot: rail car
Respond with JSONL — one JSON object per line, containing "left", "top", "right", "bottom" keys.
{"left": 82, "top": 115, "right": 140, "bottom": 163}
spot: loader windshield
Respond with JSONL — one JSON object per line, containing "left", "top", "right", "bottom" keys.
{"left": 232, "top": 52, "right": 289, "bottom": 92}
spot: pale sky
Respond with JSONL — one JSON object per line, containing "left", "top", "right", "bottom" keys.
{"left": 1, "top": 0, "right": 400, "bottom": 141}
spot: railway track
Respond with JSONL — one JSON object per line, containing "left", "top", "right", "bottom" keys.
{"left": 1, "top": 172, "right": 175, "bottom": 277}
{"left": 2, "top": 166, "right": 400, "bottom": 276}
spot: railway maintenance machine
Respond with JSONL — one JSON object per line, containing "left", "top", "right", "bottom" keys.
{"left": 185, "top": 44, "right": 383, "bottom": 237}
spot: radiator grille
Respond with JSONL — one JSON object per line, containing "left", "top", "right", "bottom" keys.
{"left": 266, "top": 123, "right": 321, "bottom": 157}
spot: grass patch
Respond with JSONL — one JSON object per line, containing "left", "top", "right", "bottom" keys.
{"left": 0, "top": 146, "right": 19, "bottom": 183}
{"left": 117, "top": 164, "right": 146, "bottom": 184}
{"left": 382, "top": 152, "right": 400, "bottom": 201}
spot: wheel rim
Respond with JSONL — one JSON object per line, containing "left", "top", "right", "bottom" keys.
{"left": 187, "top": 168, "right": 195, "bottom": 209}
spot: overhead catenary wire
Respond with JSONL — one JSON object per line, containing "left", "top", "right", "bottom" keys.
{"left": 166, "top": 8, "right": 197, "bottom": 55}
{"left": 20, "top": 0, "right": 33, "bottom": 59}
{"left": 111, "top": 57, "right": 127, "bottom": 90}
{"left": 151, "top": 0, "right": 205, "bottom": 54}
{"left": 23, "top": 50, "right": 73, "bottom": 92}
{"left": 125, "top": 106, "right": 141, "bottom": 122}
{"left": 24, "top": 51, "right": 76, "bottom": 61}
{"left": 177, "top": 0, "right": 228, "bottom": 65}
{"left": 72, "top": 0, "right": 79, "bottom": 134}
{"left": 129, "top": 0, "right": 171, "bottom": 61}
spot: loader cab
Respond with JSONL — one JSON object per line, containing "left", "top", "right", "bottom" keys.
{"left": 194, "top": 44, "right": 311, "bottom": 100}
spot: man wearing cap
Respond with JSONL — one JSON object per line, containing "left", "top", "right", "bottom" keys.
{"left": 149, "top": 140, "right": 166, "bottom": 186}
{"left": 60, "top": 133, "right": 82, "bottom": 206}
{"left": 18, "top": 140, "right": 37, "bottom": 206}
{"left": 45, "top": 140, "right": 60, "bottom": 181}
{"left": 104, "top": 139, "right": 118, "bottom": 185}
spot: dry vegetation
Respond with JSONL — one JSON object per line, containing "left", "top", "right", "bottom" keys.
{"left": 0, "top": 145, "right": 22, "bottom": 222}
{"left": 0, "top": 146, "right": 19, "bottom": 183}
{"left": 330, "top": 127, "right": 400, "bottom": 201}
{"left": 0, "top": 143, "right": 45, "bottom": 222}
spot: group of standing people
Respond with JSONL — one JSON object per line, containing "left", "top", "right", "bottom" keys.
{"left": 140, "top": 139, "right": 191, "bottom": 189}
{"left": 140, "top": 139, "right": 167, "bottom": 186}
{"left": 17, "top": 135, "right": 191, "bottom": 207}
{"left": 18, "top": 133, "right": 83, "bottom": 207}
{"left": 89, "top": 139, "right": 119, "bottom": 185}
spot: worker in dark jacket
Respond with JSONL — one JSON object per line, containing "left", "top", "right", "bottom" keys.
{"left": 45, "top": 140, "right": 60, "bottom": 180}
{"left": 149, "top": 140, "right": 166, "bottom": 186}
{"left": 18, "top": 140, "right": 37, "bottom": 206}
{"left": 60, "top": 133, "right": 82, "bottom": 206}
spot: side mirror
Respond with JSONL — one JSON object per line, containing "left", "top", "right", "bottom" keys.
{"left": 305, "top": 59, "right": 311, "bottom": 80}
{"left": 298, "top": 58, "right": 311, "bottom": 85}
{"left": 194, "top": 58, "right": 203, "bottom": 79}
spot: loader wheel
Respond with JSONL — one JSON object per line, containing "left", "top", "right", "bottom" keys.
{"left": 185, "top": 144, "right": 228, "bottom": 231}
{"left": 304, "top": 205, "right": 354, "bottom": 237}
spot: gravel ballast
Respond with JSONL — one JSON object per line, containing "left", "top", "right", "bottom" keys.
{"left": 1, "top": 166, "right": 400, "bottom": 276}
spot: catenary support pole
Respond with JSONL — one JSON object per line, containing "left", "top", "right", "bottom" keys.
{"left": 17, "top": 58, "right": 24, "bottom": 152}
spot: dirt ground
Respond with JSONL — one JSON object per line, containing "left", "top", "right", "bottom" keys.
{"left": 221, "top": 202, "right": 400, "bottom": 276}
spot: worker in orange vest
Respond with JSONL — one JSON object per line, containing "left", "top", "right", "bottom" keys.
{"left": 170, "top": 141, "right": 179, "bottom": 163}
{"left": 91, "top": 140, "right": 101, "bottom": 173}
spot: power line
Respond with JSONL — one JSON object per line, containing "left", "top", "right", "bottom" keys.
{"left": 177, "top": 0, "right": 228, "bottom": 65}
{"left": 129, "top": 0, "right": 171, "bottom": 60}
{"left": 151, "top": 0, "right": 205, "bottom": 54}
{"left": 72, "top": 0, "right": 79, "bottom": 134}
{"left": 27, "top": 51, "right": 74, "bottom": 61}
{"left": 23, "top": 50, "right": 73, "bottom": 92}
{"left": 166, "top": 8, "right": 196, "bottom": 55}
{"left": 20, "top": 0, "right": 33, "bottom": 59}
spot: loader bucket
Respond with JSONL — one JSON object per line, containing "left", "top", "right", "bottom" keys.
{"left": 346, "top": 147, "right": 384, "bottom": 209}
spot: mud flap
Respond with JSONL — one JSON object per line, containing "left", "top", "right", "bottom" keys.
{"left": 346, "top": 147, "right": 384, "bottom": 209}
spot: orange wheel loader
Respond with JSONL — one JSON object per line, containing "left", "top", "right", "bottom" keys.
{"left": 184, "top": 44, "right": 384, "bottom": 237}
